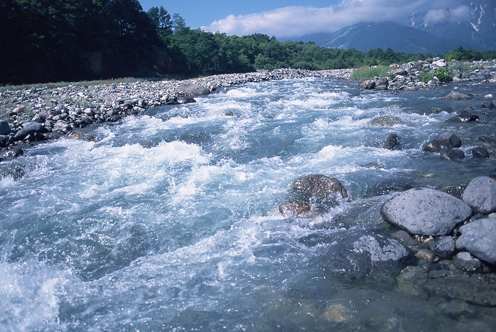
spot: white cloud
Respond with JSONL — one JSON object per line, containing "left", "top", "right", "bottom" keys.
{"left": 423, "top": 9, "right": 449, "bottom": 25}
{"left": 451, "top": 5, "right": 470, "bottom": 21}
{"left": 203, "top": 0, "right": 432, "bottom": 38}
{"left": 423, "top": 5, "right": 470, "bottom": 25}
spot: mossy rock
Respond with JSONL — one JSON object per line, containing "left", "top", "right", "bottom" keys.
{"left": 370, "top": 116, "right": 404, "bottom": 127}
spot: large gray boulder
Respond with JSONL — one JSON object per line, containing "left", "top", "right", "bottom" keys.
{"left": 462, "top": 176, "right": 496, "bottom": 214}
{"left": 179, "top": 84, "right": 211, "bottom": 96}
{"left": 457, "top": 217, "right": 496, "bottom": 265}
{"left": 381, "top": 188, "right": 472, "bottom": 236}
{"left": 325, "top": 233, "right": 413, "bottom": 278}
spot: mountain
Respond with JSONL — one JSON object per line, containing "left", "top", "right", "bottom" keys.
{"left": 286, "top": 1, "right": 495, "bottom": 54}
{"left": 318, "top": 21, "right": 476, "bottom": 54}
{"left": 410, "top": 0, "right": 496, "bottom": 51}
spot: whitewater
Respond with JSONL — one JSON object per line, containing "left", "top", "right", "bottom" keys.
{"left": 1, "top": 77, "right": 496, "bottom": 331}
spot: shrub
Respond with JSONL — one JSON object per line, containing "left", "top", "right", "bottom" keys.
{"left": 419, "top": 68, "right": 452, "bottom": 83}
{"left": 434, "top": 68, "right": 452, "bottom": 82}
{"left": 350, "top": 66, "right": 389, "bottom": 79}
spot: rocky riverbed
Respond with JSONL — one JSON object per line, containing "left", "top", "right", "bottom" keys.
{"left": 2, "top": 61, "right": 496, "bottom": 329}
{"left": 1, "top": 59, "right": 495, "bottom": 152}
{"left": 0, "top": 68, "right": 352, "bottom": 152}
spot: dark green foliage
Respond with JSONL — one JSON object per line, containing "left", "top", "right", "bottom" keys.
{"left": 434, "top": 68, "right": 452, "bottom": 83}
{"left": 1, "top": 0, "right": 165, "bottom": 84}
{"left": 2, "top": 2, "right": 495, "bottom": 85}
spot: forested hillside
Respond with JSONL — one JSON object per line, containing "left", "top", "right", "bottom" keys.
{"left": 1, "top": 1, "right": 495, "bottom": 85}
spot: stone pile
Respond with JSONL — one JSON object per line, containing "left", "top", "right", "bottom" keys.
{"left": 360, "top": 58, "right": 496, "bottom": 91}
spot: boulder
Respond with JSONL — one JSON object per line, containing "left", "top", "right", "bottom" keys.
{"left": 380, "top": 188, "right": 472, "bottom": 236}
{"left": 360, "top": 80, "right": 375, "bottom": 90}
{"left": 383, "top": 133, "right": 401, "bottom": 150}
{"left": 452, "top": 252, "right": 482, "bottom": 272}
{"left": 13, "top": 121, "right": 48, "bottom": 141}
{"left": 280, "top": 175, "right": 348, "bottom": 217}
{"left": 374, "top": 77, "right": 389, "bottom": 90}
{"left": 0, "top": 121, "right": 11, "bottom": 135}
{"left": 290, "top": 174, "right": 348, "bottom": 199}
{"left": 324, "top": 233, "right": 413, "bottom": 278}
{"left": 440, "top": 148, "right": 465, "bottom": 161}
{"left": 179, "top": 84, "right": 211, "bottom": 96}
{"left": 422, "top": 133, "right": 462, "bottom": 152}
{"left": 370, "top": 116, "right": 404, "bottom": 127}
{"left": 457, "top": 217, "right": 496, "bottom": 265}
{"left": 446, "top": 114, "right": 479, "bottom": 122}
{"left": 462, "top": 176, "right": 496, "bottom": 214}
{"left": 470, "top": 147, "right": 490, "bottom": 159}
{"left": 442, "top": 91, "right": 472, "bottom": 100}
{"left": 429, "top": 236, "right": 455, "bottom": 259}
{"left": 177, "top": 96, "right": 196, "bottom": 104}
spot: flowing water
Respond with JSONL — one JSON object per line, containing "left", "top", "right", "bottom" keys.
{"left": 1, "top": 78, "right": 496, "bottom": 331}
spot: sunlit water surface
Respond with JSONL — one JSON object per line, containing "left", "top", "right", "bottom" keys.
{"left": 1, "top": 78, "right": 496, "bottom": 331}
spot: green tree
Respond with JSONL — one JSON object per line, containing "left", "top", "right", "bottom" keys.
{"left": 147, "top": 6, "right": 173, "bottom": 41}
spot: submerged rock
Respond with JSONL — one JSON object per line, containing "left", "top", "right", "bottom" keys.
{"left": 462, "top": 176, "right": 496, "bottom": 214}
{"left": 370, "top": 116, "right": 404, "bottom": 127}
{"left": 429, "top": 236, "right": 456, "bottom": 259}
{"left": 324, "top": 233, "right": 413, "bottom": 278}
{"left": 281, "top": 175, "right": 348, "bottom": 217}
{"left": 380, "top": 188, "right": 472, "bottom": 236}
{"left": 470, "top": 147, "right": 490, "bottom": 159}
{"left": 422, "top": 133, "right": 462, "bottom": 152}
{"left": 383, "top": 133, "right": 401, "bottom": 150}
{"left": 440, "top": 148, "right": 465, "bottom": 161}
{"left": 442, "top": 91, "right": 472, "bottom": 100}
{"left": 290, "top": 174, "right": 348, "bottom": 199}
{"left": 457, "top": 217, "right": 496, "bottom": 265}
{"left": 452, "top": 252, "right": 482, "bottom": 272}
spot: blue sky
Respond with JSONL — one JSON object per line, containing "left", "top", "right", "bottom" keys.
{"left": 138, "top": 0, "right": 468, "bottom": 38}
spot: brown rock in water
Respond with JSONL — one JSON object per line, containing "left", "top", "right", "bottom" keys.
{"left": 290, "top": 174, "right": 348, "bottom": 199}
{"left": 360, "top": 80, "right": 376, "bottom": 90}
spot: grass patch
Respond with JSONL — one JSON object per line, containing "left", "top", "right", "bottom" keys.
{"left": 350, "top": 66, "right": 389, "bottom": 80}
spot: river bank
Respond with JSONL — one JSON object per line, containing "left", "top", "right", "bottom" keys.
{"left": 0, "top": 59, "right": 495, "bottom": 156}
{"left": 0, "top": 68, "right": 352, "bottom": 152}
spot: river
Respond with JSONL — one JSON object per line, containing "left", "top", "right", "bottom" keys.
{"left": 1, "top": 77, "right": 496, "bottom": 331}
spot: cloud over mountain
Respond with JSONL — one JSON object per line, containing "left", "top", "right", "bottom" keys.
{"left": 203, "top": 0, "right": 441, "bottom": 38}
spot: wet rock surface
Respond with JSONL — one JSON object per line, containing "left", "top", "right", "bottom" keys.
{"left": 457, "top": 217, "right": 496, "bottom": 265}
{"left": 280, "top": 174, "right": 348, "bottom": 217}
{"left": 324, "top": 233, "right": 413, "bottom": 278}
{"left": 380, "top": 188, "right": 472, "bottom": 236}
{"left": 462, "top": 176, "right": 496, "bottom": 214}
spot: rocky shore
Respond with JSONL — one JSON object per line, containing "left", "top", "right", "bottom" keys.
{"left": 361, "top": 57, "right": 496, "bottom": 91}
{"left": 0, "top": 68, "right": 352, "bottom": 153}
{"left": 1, "top": 59, "right": 495, "bottom": 153}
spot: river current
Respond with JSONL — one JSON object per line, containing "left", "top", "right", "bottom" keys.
{"left": 1, "top": 77, "right": 496, "bottom": 331}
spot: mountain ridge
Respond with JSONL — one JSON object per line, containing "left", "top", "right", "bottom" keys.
{"left": 284, "top": 1, "right": 495, "bottom": 54}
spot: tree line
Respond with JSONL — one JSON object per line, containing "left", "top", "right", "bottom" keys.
{"left": 1, "top": 2, "right": 494, "bottom": 85}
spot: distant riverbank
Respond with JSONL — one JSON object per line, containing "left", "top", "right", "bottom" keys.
{"left": 0, "top": 59, "right": 495, "bottom": 155}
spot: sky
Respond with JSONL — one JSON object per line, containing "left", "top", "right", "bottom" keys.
{"left": 138, "top": 0, "right": 469, "bottom": 38}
